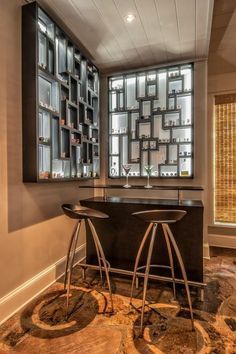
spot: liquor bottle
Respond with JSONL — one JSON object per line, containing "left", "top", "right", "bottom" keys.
{"left": 180, "top": 159, "right": 189, "bottom": 176}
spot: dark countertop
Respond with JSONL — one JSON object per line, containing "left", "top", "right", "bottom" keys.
{"left": 82, "top": 197, "right": 203, "bottom": 207}
{"left": 79, "top": 184, "right": 204, "bottom": 191}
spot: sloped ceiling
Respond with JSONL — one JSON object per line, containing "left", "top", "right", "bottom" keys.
{"left": 37, "top": 0, "right": 214, "bottom": 73}
{"left": 208, "top": 0, "right": 236, "bottom": 75}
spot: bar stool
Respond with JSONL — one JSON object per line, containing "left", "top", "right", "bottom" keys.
{"left": 130, "top": 209, "right": 194, "bottom": 333}
{"left": 61, "top": 204, "right": 113, "bottom": 314}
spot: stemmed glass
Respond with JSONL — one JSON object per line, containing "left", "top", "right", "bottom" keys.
{"left": 144, "top": 165, "right": 153, "bottom": 188}
{"left": 122, "top": 164, "right": 132, "bottom": 188}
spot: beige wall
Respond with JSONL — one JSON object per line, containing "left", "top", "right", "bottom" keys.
{"left": 0, "top": 0, "right": 93, "bottom": 300}
{"left": 206, "top": 0, "right": 236, "bottom": 245}
{"left": 207, "top": 71, "right": 236, "bottom": 238}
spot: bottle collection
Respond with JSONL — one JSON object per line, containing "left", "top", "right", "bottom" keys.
{"left": 22, "top": 4, "right": 100, "bottom": 182}
{"left": 108, "top": 63, "right": 193, "bottom": 178}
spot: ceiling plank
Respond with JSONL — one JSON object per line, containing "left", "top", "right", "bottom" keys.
{"left": 175, "top": 0, "right": 195, "bottom": 59}
{"left": 93, "top": 0, "right": 142, "bottom": 68}
{"left": 114, "top": 0, "right": 156, "bottom": 66}
{"left": 154, "top": 0, "right": 181, "bottom": 60}
{"left": 134, "top": 0, "right": 167, "bottom": 62}
{"left": 196, "top": 0, "right": 214, "bottom": 57}
{"left": 70, "top": 0, "right": 126, "bottom": 62}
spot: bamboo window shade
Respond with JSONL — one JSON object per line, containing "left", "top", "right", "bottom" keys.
{"left": 215, "top": 93, "right": 236, "bottom": 223}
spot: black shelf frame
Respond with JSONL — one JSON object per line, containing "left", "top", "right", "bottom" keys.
{"left": 108, "top": 63, "right": 194, "bottom": 179}
{"left": 22, "top": 2, "right": 100, "bottom": 182}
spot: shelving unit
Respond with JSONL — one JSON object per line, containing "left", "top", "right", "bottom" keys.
{"left": 108, "top": 64, "right": 193, "bottom": 178}
{"left": 22, "top": 2, "right": 100, "bottom": 182}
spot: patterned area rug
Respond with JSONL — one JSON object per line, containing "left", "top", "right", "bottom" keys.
{"left": 0, "top": 249, "right": 236, "bottom": 353}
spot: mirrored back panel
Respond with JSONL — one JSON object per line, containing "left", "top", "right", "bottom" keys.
{"left": 108, "top": 63, "right": 193, "bottom": 178}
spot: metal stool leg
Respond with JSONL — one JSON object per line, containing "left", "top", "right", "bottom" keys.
{"left": 64, "top": 221, "right": 80, "bottom": 290}
{"left": 164, "top": 224, "right": 194, "bottom": 330}
{"left": 162, "top": 224, "right": 176, "bottom": 299}
{"left": 130, "top": 222, "right": 153, "bottom": 304}
{"left": 135, "top": 276, "right": 139, "bottom": 289}
{"left": 81, "top": 267, "right": 86, "bottom": 281}
{"left": 140, "top": 223, "right": 157, "bottom": 334}
{"left": 86, "top": 219, "right": 103, "bottom": 283}
{"left": 87, "top": 219, "right": 114, "bottom": 312}
{"left": 66, "top": 220, "right": 81, "bottom": 314}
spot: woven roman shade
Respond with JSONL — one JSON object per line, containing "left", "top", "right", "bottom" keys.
{"left": 215, "top": 93, "right": 236, "bottom": 223}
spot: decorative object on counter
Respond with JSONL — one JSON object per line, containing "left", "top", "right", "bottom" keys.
{"left": 144, "top": 165, "right": 153, "bottom": 188}
{"left": 122, "top": 164, "right": 132, "bottom": 188}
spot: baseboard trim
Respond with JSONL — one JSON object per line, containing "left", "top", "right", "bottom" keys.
{"left": 208, "top": 234, "right": 236, "bottom": 249}
{"left": 203, "top": 242, "right": 210, "bottom": 259}
{"left": 0, "top": 243, "right": 86, "bottom": 326}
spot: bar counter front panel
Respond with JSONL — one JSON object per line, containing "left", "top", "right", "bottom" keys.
{"left": 80, "top": 197, "right": 204, "bottom": 284}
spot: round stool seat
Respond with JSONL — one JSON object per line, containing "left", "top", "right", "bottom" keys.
{"left": 62, "top": 204, "right": 109, "bottom": 220}
{"left": 132, "top": 209, "right": 186, "bottom": 223}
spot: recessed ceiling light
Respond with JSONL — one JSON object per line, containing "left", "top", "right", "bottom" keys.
{"left": 125, "top": 14, "right": 136, "bottom": 23}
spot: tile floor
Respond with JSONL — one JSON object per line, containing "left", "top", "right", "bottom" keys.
{"left": 0, "top": 247, "right": 236, "bottom": 353}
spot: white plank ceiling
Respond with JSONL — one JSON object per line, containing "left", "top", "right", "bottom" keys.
{"left": 38, "top": 0, "right": 214, "bottom": 73}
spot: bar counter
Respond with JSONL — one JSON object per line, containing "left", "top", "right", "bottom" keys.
{"left": 80, "top": 197, "right": 204, "bottom": 288}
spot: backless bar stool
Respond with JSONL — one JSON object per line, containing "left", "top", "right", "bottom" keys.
{"left": 62, "top": 204, "right": 113, "bottom": 313}
{"left": 130, "top": 210, "right": 194, "bottom": 333}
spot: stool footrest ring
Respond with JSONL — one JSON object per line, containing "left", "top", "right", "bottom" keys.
{"left": 137, "top": 264, "right": 172, "bottom": 272}
{"left": 130, "top": 302, "right": 169, "bottom": 320}
{"left": 78, "top": 261, "right": 111, "bottom": 272}
{"left": 99, "top": 257, "right": 111, "bottom": 271}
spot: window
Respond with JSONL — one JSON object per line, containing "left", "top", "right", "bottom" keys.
{"left": 214, "top": 94, "right": 236, "bottom": 224}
